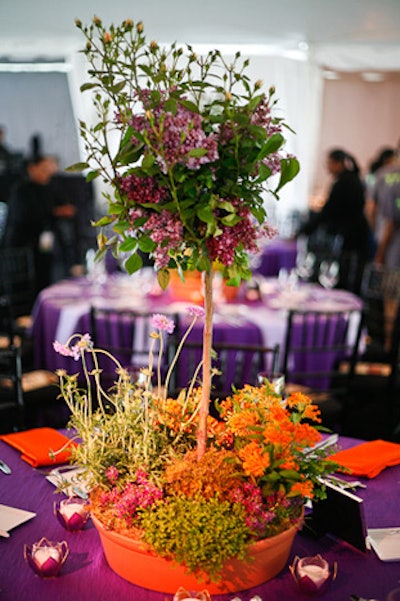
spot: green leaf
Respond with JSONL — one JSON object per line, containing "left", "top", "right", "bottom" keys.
{"left": 124, "top": 252, "right": 143, "bottom": 274}
{"left": 113, "top": 221, "right": 130, "bottom": 233}
{"left": 86, "top": 170, "right": 99, "bottom": 182}
{"left": 80, "top": 82, "right": 98, "bottom": 92}
{"left": 218, "top": 200, "right": 235, "bottom": 212}
{"left": 164, "top": 97, "right": 177, "bottom": 114}
{"left": 92, "top": 215, "right": 113, "bottom": 227}
{"left": 187, "top": 147, "right": 208, "bottom": 158}
{"left": 142, "top": 153, "right": 156, "bottom": 170}
{"left": 225, "top": 274, "right": 241, "bottom": 287}
{"left": 276, "top": 157, "right": 301, "bottom": 192}
{"left": 179, "top": 99, "right": 200, "bottom": 114}
{"left": 197, "top": 206, "right": 215, "bottom": 224}
{"left": 157, "top": 269, "right": 170, "bottom": 290}
{"left": 65, "top": 162, "right": 89, "bottom": 172}
{"left": 257, "top": 133, "right": 284, "bottom": 160}
{"left": 221, "top": 213, "right": 241, "bottom": 226}
{"left": 138, "top": 237, "right": 156, "bottom": 253}
{"left": 110, "top": 81, "right": 126, "bottom": 94}
{"left": 257, "top": 163, "right": 272, "bottom": 182}
{"left": 119, "top": 237, "right": 138, "bottom": 252}
{"left": 117, "top": 141, "right": 144, "bottom": 166}
{"left": 108, "top": 202, "right": 125, "bottom": 214}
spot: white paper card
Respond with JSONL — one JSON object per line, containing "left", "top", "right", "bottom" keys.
{"left": 46, "top": 466, "right": 90, "bottom": 498}
{"left": 368, "top": 528, "right": 400, "bottom": 561}
{"left": 0, "top": 504, "right": 36, "bottom": 532}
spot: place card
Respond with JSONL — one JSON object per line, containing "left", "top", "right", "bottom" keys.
{"left": 368, "top": 528, "right": 400, "bottom": 561}
{"left": 0, "top": 504, "right": 36, "bottom": 536}
{"left": 46, "top": 466, "right": 90, "bottom": 498}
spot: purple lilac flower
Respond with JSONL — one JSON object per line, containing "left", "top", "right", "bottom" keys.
{"left": 119, "top": 174, "right": 168, "bottom": 205}
{"left": 145, "top": 210, "right": 184, "bottom": 268}
{"left": 206, "top": 201, "right": 260, "bottom": 265}
{"left": 127, "top": 91, "right": 218, "bottom": 173}
{"left": 151, "top": 314, "right": 175, "bottom": 334}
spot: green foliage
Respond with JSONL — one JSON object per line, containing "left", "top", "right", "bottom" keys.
{"left": 74, "top": 17, "right": 300, "bottom": 280}
{"left": 139, "top": 494, "right": 249, "bottom": 579}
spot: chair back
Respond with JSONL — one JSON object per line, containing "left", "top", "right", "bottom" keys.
{"left": 0, "top": 346, "right": 25, "bottom": 432}
{"left": 174, "top": 341, "right": 280, "bottom": 400}
{"left": 282, "top": 308, "right": 364, "bottom": 394}
{"left": 0, "top": 246, "right": 37, "bottom": 318}
{"left": 89, "top": 306, "right": 180, "bottom": 391}
{"left": 0, "top": 295, "right": 16, "bottom": 348}
{"left": 360, "top": 263, "right": 400, "bottom": 354}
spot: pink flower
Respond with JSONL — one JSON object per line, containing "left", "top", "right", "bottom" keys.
{"left": 105, "top": 466, "right": 120, "bottom": 484}
{"left": 53, "top": 340, "right": 74, "bottom": 358}
{"left": 53, "top": 334, "right": 93, "bottom": 361}
{"left": 186, "top": 306, "right": 205, "bottom": 318}
{"left": 151, "top": 314, "right": 175, "bottom": 333}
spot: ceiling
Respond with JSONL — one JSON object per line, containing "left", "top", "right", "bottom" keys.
{"left": 1, "top": 0, "right": 400, "bottom": 67}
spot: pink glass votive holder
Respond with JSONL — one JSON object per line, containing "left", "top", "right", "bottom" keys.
{"left": 54, "top": 496, "right": 90, "bottom": 531}
{"left": 24, "top": 537, "right": 69, "bottom": 578}
{"left": 289, "top": 554, "right": 337, "bottom": 595}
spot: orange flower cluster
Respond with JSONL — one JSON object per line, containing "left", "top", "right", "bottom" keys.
{"left": 215, "top": 385, "right": 325, "bottom": 499}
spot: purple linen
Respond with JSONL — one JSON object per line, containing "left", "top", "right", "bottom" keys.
{"left": 255, "top": 239, "right": 297, "bottom": 277}
{"left": 31, "top": 276, "right": 363, "bottom": 391}
{"left": 0, "top": 435, "right": 399, "bottom": 601}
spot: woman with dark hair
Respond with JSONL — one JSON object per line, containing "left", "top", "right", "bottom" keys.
{"left": 297, "top": 148, "right": 372, "bottom": 292}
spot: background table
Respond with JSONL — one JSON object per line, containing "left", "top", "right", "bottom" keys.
{"left": 0, "top": 435, "right": 399, "bottom": 601}
{"left": 253, "top": 239, "right": 297, "bottom": 277}
{"left": 32, "top": 273, "right": 362, "bottom": 379}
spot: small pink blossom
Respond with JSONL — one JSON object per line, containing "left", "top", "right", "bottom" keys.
{"left": 53, "top": 334, "right": 93, "bottom": 361}
{"left": 186, "top": 306, "right": 205, "bottom": 318}
{"left": 53, "top": 340, "right": 74, "bottom": 358}
{"left": 105, "top": 466, "right": 120, "bottom": 484}
{"left": 151, "top": 314, "right": 175, "bottom": 333}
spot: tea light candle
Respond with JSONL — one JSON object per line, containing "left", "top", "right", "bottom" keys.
{"left": 24, "top": 537, "right": 69, "bottom": 578}
{"left": 55, "top": 496, "right": 90, "bottom": 531}
{"left": 297, "top": 561, "right": 329, "bottom": 587}
{"left": 290, "top": 554, "right": 337, "bottom": 595}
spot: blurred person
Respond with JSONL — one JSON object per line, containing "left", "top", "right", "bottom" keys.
{"left": 3, "top": 155, "right": 76, "bottom": 293}
{"left": 365, "top": 146, "right": 396, "bottom": 235}
{"left": 373, "top": 146, "right": 400, "bottom": 351}
{"left": 297, "top": 148, "right": 372, "bottom": 292}
{"left": 0, "top": 126, "right": 12, "bottom": 173}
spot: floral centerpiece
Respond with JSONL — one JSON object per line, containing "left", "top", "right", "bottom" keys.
{"left": 55, "top": 318, "right": 336, "bottom": 592}
{"left": 58, "top": 16, "right": 337, "bottom": 593}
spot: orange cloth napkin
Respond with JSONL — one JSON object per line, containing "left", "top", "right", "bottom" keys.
{"left": 330, "top": 439, "right": 400, "bottom": 478}
{"left": 0, "top": 427, "right": 77, "bottom": 467}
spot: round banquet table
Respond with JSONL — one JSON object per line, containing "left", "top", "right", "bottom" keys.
{"left": 31, "top": 272, "right": 363, "bottom": 383}
{"left": 0, "top": 434, "right": 399, "bottom": 601}
{"left": 253, "top": 239, "right": 298, "bottom": 277}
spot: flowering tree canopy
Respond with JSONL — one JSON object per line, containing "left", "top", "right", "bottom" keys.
{"left": 71, "top": 17, "right": 299, "bottom": 287}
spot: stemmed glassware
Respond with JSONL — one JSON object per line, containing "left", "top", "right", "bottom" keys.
{"left": 318, "top": 260, "right": 340, "bottom": 289}
{"left": 296, "top": 251, "right": 316, "bottom": 281}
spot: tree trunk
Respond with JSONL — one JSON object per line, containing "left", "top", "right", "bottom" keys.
{"left": 196, "top": 267, "right": 213, "bottom": 459}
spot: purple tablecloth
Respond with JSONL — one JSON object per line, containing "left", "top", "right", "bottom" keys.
{"left": 31, "top": 275, "right": 363, "bottom": 393}
{"left": 254, "top": 239, "right": 297, "bottom": 277}
{"left": 0, "top": 435, "right": 399, "bottom": 601}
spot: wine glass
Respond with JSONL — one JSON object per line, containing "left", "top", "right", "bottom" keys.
{"left": 296, "top": 251, "right": 316, "bottom": 281}
{"left": 318, "top": 260, "right": 339, "bottom": 289}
